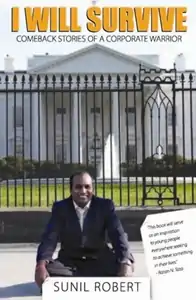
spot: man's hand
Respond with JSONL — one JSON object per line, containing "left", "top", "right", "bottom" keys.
{"left": 117, "top": 263, "right": 134, "bottom": 277}
{"left": 35, "top": 263, "right": 49, "bottom": 288}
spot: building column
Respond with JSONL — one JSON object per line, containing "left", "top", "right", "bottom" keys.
{"left": 71, "top": 92, "right": 83, "bottom": 163}
{"left": 32, "top": 93, "right": 39, "bottom": 160}
{"left": 100, "top": 92, "right": 120, "bottom": 179}
{"left": 112, "top": 91, "right": 120, "bottom": 177}
{"left": 32, "top": 92, "right": 45, "bottom": 161}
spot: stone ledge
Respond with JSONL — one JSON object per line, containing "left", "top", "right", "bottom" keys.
{"left": 0, "top": 206, "right": 192, "bottom": 243}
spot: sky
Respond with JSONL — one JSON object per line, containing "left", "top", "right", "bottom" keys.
{"left": 0, "top": 0, "right": 194, "bottom": 70}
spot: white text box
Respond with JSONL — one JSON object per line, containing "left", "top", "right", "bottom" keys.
{"left": 42, "top": 277, "right": 150, "bottom": 300}
{"left": 141, "top": 208, "right": 196, "bottom": 300}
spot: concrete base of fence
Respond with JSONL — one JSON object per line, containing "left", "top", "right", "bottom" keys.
{"left": 0, "top": 206, "right": 194, "bottom": 243}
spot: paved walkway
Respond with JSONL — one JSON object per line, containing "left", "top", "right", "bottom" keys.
{"left": 0, "top": 242, "right": 148, "bottom": 300}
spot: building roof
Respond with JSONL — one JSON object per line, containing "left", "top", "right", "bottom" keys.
{"left": 28, "top": 43, "right": 159, "bottom": 73}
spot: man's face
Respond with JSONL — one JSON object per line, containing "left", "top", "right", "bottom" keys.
{"left": 71, "top": 173, "right": 93, "bottom": 207}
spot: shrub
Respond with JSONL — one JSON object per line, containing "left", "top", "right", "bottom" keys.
{"left": 0, "top": 156, "right": 97, "bottom": 180}
{"left": 121, "top": 155, "right": 196, "bottom": 177}
{"left": 0, "top": 155, "right": 195, "bottom": 180}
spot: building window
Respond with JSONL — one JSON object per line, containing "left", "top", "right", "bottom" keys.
{"left": 15, "top": 144, "right": 23, "bottom": 156}
{"left": 56, "top": 144, "right": 67, "bottom": 162}
{"left": 167, "top": 106, "right": 177, "bottom": 126}
{"left": 167, "top": 144, "right": 178, "bottom": 155}
{"left": 90, "top": 155, "right": 101, "bottom": 165}
{"left": 90, "top": 133, "right": 102, "bottom": 150}
{"left": 126, "top": 144, "right": 136, "bottom": 162}
{"left": 13, "top": 106, "right": 23, "bottom": 128}
{"left": 90, "top": 107, "right": 100, "bottom": 114}
{"left": 56, "top": 107, "right": 66, "bottom": 114}
{"left": 9, "top": 137, "right": 24, "bottom": 157}
{"left": 125, "top": 107, "right": 135, "bottom": 127}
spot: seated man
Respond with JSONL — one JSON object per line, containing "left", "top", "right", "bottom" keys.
{"left": 35, "top": 171, "right": 135, "bottom": 287}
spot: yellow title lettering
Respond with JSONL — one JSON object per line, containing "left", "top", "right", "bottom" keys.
{"left": 86, "top": 7, "right": 102, "bottom": 32}
{"left": 119, "top": 8, "right": 134, "bottom": 32}
{"left": 25, "top": 7, "right": 49, "bottom": 32}
{"left": 86, "top": 6, "right": 188, "bottom": 32}
{"left": 102, "top": 7, "right": 117, "bottom": 32}
{"left": 10, "top": 6, "right": 188, "bottom": 33}
{"left": 11, "top": 7, "right": 19, "bottom": 32}
{"left": 176, "top": 7, "right": 187, "bottom": 31}
{"left": 134, "top": 7, "right": 151, "bottom": 32}
{"left": 24, "top": 7, "right": 81, "bottom": 32}
{"left": 159, "top": 7, "right": 175, "bottom": 32}
{"left": 151, "top": 8, "right": 159, "bottom": 32}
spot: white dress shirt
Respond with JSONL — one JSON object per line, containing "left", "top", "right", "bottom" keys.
{"left": 73, "top": 200, "right": 91, "bottom": 230}
{"left": 73, "top": 200, "right": 132, "bottom": 266}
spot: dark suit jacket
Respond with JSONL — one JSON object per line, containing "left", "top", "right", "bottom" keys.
{"left": 36, "top": 196, "right": 134, "bottom": 264}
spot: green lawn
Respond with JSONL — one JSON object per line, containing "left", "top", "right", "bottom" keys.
{"left": 0, "top": 183, "right": 196, "bottom": 207}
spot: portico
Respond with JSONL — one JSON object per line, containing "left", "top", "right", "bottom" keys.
{"left": 32, "top": 87, "right": 146, "bottom": 178}
{"left": 0, "top": 43, "right": 161, "bottom": 179}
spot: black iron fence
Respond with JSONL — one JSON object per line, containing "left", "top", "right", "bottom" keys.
{"left": 0, "top": 65, "right": 196, "bottom": 207}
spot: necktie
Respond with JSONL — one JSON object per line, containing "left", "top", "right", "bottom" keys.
{"left": 76, "top": 207, "right": 88, "bottom": 230}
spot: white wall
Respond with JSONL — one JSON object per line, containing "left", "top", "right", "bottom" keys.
{"left": 0, "top": 91, "right": 45, "bottom": 160}
{"left": 40, "top": 90, "right": 143, "bottom": 163}
{"left": 175, "top": 90, "right": 196, "bottom": 159}
{"left": 0, "top": 74, "right": 195, "bottom": 163}
{"left": 0, "top": 92, "right": 31, "bottom": 158}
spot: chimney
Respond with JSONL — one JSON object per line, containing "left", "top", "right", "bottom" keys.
{"left": 175, "top": 53, "right": 186, "bottom": 71}
{"left": 4, "top": 55, "right": 14, "bottom": 73}
{"left": 91, "top": 0, "right": 97, "bottom": 5}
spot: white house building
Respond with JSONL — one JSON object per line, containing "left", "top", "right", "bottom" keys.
{"left": 0, "top": 44, "right": 195, "bottom": 178}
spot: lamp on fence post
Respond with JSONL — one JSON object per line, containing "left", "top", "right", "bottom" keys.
{"left": 90, "top": 132, "right": 102, "bottom": 176}
{"left": 157, "top": 145, "right": 163, "bottom": 160}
